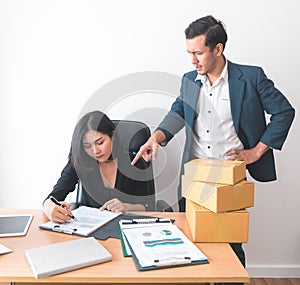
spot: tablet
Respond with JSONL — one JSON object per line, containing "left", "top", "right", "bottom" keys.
{"left": 0, "top": 214, "right": 33, "bottom": 237}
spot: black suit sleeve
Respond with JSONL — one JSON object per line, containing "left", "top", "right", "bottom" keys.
{"left": 45, "top": 160, "right": 79, "bottom": 202}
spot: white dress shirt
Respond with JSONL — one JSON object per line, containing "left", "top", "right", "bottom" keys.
{"left": 190, "top": 61, "right": 244, "bottom": 160}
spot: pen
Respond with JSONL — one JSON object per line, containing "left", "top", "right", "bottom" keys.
{"left": 49, "top": 196, "right": 77, "bottom": 220}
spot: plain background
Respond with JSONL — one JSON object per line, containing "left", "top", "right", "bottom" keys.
{"left": 0, "top": 0, "right": 299, "bottom": 277}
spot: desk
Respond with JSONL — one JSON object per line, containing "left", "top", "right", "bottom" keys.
{"left": 0, "top": 208, "right": 249, "bottom": 284}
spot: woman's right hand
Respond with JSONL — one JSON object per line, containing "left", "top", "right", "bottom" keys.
{"left": 43, "top": 198, "right": 72, "bottom": 223}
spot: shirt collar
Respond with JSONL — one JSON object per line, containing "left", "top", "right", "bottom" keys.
{"left": 195, "top": 59, "right": 228, "bottom": 83}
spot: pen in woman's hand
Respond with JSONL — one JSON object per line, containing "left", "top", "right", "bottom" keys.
{"left": 49, "top": 196, "right": 77, "bottom": 220}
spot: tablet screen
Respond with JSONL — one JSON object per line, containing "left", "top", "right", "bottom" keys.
{"left": 0, "top": 214, "right": 33, "bottom": 237}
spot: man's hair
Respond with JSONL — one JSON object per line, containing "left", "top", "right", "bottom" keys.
{"left": 185, "top": 15, "right": 227, "bottom": 52}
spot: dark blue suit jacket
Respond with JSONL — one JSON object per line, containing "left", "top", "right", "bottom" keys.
{"left": 158, "top": 61, "right": 295, "bottom": 184}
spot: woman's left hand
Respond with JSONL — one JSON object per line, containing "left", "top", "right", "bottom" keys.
{"left": 100, "top": 198, "right": 146, "bottom": 212}
{"left": 100, "top": 198, "right": 128, "bottom": 212}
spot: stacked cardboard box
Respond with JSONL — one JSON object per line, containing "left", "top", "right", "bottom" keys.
{"left": 182, "top": 159, "right": 254, "bottom": 242}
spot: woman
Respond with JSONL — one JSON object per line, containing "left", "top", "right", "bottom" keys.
{"left": 43, "top": 111, "right": 155, "bottom": 223}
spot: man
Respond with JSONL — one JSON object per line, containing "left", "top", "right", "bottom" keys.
{"left": 132, "top": 15, "right": 295, "bottom": 282}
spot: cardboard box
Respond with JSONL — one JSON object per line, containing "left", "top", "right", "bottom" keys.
{"left": 186, "top": 199, "right": 249, "bottom": 242}
{"left": 182, "top": 176, "right": 254, "bottom": 213}
{"left": 184, "top": 159, "right": 246, "bottom": 185}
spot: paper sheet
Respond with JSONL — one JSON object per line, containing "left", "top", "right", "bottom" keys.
{"left": 41, "top": 206, "right": 121, "bottom": 236}
{"left": 0, "top": 243, "right": 12, "bottom": 255}
{"left": 122, "top": 223, "right": 207, "bottom": 268}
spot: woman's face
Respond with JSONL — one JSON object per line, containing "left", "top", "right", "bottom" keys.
{"left": 82, "top": 130, "right": 113, "bottom": 163}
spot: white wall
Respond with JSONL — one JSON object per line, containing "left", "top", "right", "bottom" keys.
{"left": 0, "top": 0, "right": 299, "bottom": 277}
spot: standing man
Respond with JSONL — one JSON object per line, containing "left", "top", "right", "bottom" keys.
{"left": 132, "top": 15, "right": 295, "bottom": 281}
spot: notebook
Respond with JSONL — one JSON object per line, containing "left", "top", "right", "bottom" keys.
{"left": 39, "top": 206, "right": 121, "bottom": 236}
{"left": 25, "top": 237, "right": 112, "bottom": 279}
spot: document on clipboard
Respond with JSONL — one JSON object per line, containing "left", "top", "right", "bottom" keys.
{"left": 119, "top": 217, "right": 175, "bottom": 256}
{"left": 40, "top": 206, "right": 121, "bottom": 236}
{"left": 119, "top": 218, "right": 208, "bottom": 270}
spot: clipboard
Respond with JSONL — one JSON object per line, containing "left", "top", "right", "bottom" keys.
{"left": 39, "top": 206, "right": 121, "bottom": 237}
{"left": 40, "top": 206, "right": 170, "bottom": 241}
{"left": 119, "top": 218, "right": 208, "bottom": 270}
{"left": 119, "top": 222, "right": 131, "bottom": 257}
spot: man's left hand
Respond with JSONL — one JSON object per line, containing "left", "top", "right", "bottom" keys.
{"left": 226, "top": 142, "right": 269, "bottom": 164}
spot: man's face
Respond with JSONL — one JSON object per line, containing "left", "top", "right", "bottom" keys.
{"left": 186, "top": 35, "right": 220, "bottom": 75}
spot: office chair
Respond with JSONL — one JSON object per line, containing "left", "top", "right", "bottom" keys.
{"left": 72, "top": 120, "right": 173, "bottom": 212}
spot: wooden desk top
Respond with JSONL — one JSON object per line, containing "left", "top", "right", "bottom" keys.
{"left": 0, "top": 208, "right": 249, "bottom": 284}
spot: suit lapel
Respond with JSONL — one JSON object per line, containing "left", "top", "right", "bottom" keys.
{"left": 228, "top": 61, "right": 245, "bottom": 134}
{"left": 185, "top": 74, "right": 201, "bottom": 127}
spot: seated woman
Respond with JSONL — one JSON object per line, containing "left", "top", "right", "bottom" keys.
{"left": 43, "top": 111, "right": 155, "bottom": 223}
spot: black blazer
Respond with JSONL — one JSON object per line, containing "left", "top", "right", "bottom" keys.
{"left": 46, "top": 153, "right": 155, "bottom": 211}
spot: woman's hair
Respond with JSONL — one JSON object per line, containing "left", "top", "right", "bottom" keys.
{"left": 185, "top": 15, "right": 227, "bottom": 52}
{"left": 69, "top": 110, "right": 120, "bottom": 172}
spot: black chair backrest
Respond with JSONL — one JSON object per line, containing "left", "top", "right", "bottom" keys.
{"left": 113, "top": 120, "right": 173, "bottom": 211}
{"left": 75, "top": 120, "right": 173, "bottom": 212}
{"left": 112, "top": 120, "right": 150, "bottom": 157}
